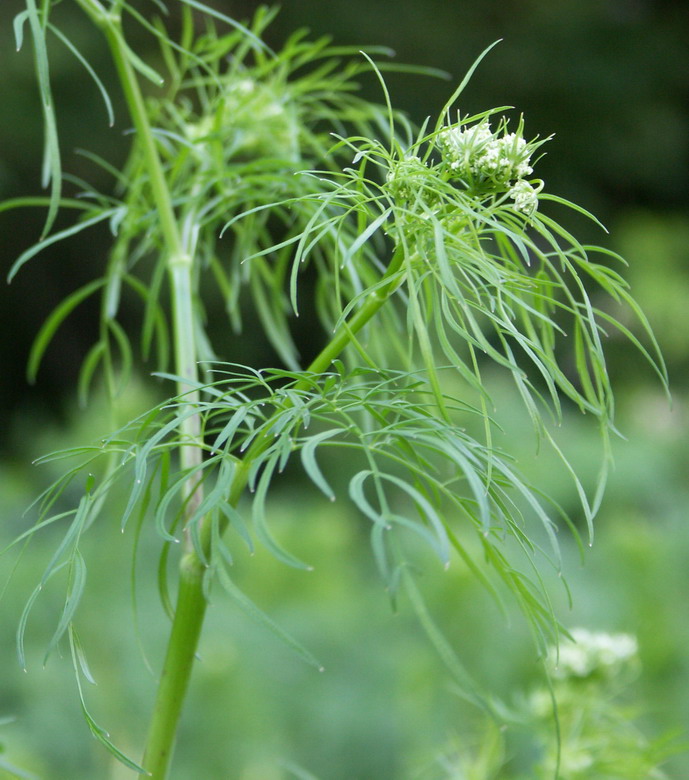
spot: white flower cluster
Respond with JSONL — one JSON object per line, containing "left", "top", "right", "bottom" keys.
{"left": 508, "top": 180, "right": 540, "bottom": 216}
{"left": 548, "top": 628, "right": 639, "bottom": 680}
{"left": 437, "top": 121, "right": 540, "bottom": 215}
{"left": 437, "top": 122, "right": 533, "bottom": 183}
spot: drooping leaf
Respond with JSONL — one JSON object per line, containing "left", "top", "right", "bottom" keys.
{"left": 215, "top": 563, "right": 323, "bottom": 671}
{"left": 27, "top": 278, "right": 106, "bottom": 383}
{"left": 68, "top": 628, "right": 147, "bottom": 774}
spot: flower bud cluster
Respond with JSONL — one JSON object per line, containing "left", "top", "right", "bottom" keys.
{"left": 185, "top": 77, "right": 299, "bottom": 163}
{"left": 437, "top": 120, "right": 540, "bottom": 215}
{"left": 385, "top": 155, "right": 431, "bottom": 202}
{"left": 508, "top": 180, "right": 540, "bottom": 216}
{"left": 438, "top": 123, "right": 532, "bottom": 182}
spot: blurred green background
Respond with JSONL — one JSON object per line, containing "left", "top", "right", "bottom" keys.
{"left": 1, "top": 1, "right": 688, "bottom": 778}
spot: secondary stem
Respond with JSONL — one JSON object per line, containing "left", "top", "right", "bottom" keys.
{"left": 198, "top": 244, "right": 408, "bottom": 553}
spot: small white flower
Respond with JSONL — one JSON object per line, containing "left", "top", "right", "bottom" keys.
{"left": 185, "top": 116, "right": 214, "bottom": 143}
{"left": 234, "top": 78, "right": 255, "bottom": 95}
{"left": 548, "top": 628, "right": 639, "bottom": 679}
{"left": 509, "top": 180, "right": 539, "bottom": 215}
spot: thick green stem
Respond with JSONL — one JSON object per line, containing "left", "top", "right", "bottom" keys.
{"left": 141, "top": 555, "right": 208, "bottom": 776}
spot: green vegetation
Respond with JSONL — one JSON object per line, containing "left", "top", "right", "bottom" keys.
{"left": 1, "top": 2, "right": 686, "bottom": 778}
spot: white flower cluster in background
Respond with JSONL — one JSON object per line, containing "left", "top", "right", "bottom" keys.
{"left": 184, "top": 76, "right": 299, "bottom": 163}
{"left": 437, "top": 120, "right": 540, "bottom": 214}
{"left": 547, "top": 628, "right": 639, "bottom": 680}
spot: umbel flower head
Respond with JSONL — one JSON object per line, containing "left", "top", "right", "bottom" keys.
{"left": 437, "top": 121, "right": 532, "bottom": 182}
{"left": 436, "top": 116, "right": 545, "bottom": 213}
{"left": 184, "top": 76, "right": 300, "bottom": 164}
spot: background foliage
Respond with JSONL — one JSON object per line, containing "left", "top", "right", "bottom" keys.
{"left": 1, "top": 1, "right": 688, "bottom": 778}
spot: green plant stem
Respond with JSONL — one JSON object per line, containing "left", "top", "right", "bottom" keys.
{"left": 298, "top": 245, "right": 406, "bottom": 380}
{"left": 101, "top": 35, "right": 204, "bottom": 780}
{"left": 143, "top": 245, "right": 407, "bottom": 777}
{"left": 77, "top": 3, "right": 202, "bottom": 489}
{"left": 73, "top": 5, "right": 206, "bottom": 776}
{"left": 140, "top": 554, "right": 207, "bottom": 777}
{"left": 199, "top": 243, "right": 408, "bottom": 553}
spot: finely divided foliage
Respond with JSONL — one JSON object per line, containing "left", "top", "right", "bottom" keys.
{"left": 4, "top": 0, "right": 666, "bottom": 775}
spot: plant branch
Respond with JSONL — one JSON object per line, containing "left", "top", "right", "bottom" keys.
{"left": 74, "top": 5, "right": 207, "bottom": 776}
{"left": 142, "top": 243, "right": 407, "bottom": 777}
{"left": 198, "top": 242, "right": 409, "bottom": 553}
